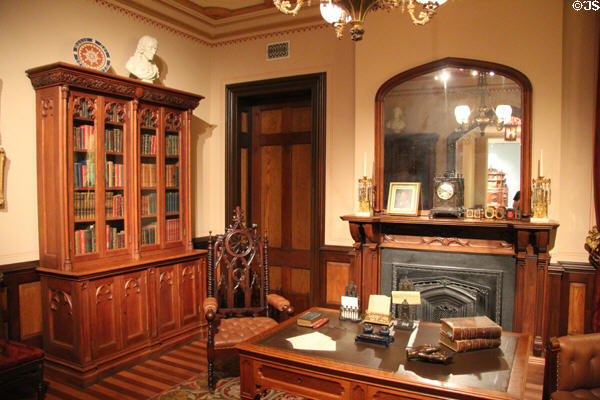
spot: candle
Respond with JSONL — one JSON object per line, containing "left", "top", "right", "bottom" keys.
{"left": 363, "top": 152, "right": 367, "bottom": 177}
{"left": 540, "top": 149, "right": 543, "bottom": 177}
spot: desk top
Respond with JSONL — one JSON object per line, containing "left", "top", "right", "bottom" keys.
{"left": 239, "top": 308, "right": 529, "bottom": 398}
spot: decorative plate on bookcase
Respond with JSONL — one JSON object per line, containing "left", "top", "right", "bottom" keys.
{"left": 73, "top": 38, "right": 111, "bottom": 72}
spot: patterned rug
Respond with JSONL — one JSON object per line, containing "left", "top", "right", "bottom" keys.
{"left": 150, "top": 371, "right": 305, "bottom": 400}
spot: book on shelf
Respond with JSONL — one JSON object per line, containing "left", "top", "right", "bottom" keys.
{"left": 439, "top": 333, "right": 501, "bottom": 353}
{"left": 440, "top": 315, "right": 501, "bottom": 341}
{"left": 297, "top": 311, "right": 324, "bottom": 327}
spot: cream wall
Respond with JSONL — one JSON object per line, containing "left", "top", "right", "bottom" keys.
{"left": 0, "top": 0, "right": 211, "bottom": 263}
{"left": 0, "top": 0, "right": 598, "bottom": 264}
{"left": 354, "top": 0, "right": 598, "bottom": 262}
{"left": 201, "top": 28, "right": 356, "bottom": 244}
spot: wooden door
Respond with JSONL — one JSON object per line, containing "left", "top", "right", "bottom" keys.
{"left": 156, "top": 264, "right": 179, "bottom": 335}
{"left": 179, "top": 262, "right": 201, "bottom": 326}
{"left": 121, "top": 270, "right": 150, "bottom": 348}
{"left": 90, "top": 276, "right": 122, "bottom": 359}
{"left": 251, "top": 102, "right": 313, "bottom": 313}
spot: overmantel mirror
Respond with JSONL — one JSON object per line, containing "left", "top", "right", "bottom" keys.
{"left": 375, "top": 57, "right": 532, "bottom": 217}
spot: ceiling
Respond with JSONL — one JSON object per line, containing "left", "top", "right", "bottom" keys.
{"left": 110, "top": 0, "right": 324, "bottom": 44}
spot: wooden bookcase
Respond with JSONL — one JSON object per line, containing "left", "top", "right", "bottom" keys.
{"left": 27, "top": 63, "right": 206, "bottom": 386}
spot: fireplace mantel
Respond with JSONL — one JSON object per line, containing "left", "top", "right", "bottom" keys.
{"left": 341, "top": 214, "right": 559, "bottom": 356}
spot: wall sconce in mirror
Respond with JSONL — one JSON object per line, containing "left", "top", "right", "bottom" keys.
{"left": 454, "top": 71, "right": 513, "bottom": 136}
{"left": 503, "top": 116, "right": 521, "bottom": 141}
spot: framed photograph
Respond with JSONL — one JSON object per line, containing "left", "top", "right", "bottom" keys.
{"left": 387, "top": 182, "right": 420, "bottom": 215}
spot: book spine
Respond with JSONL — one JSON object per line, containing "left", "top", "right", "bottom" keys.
{"left": 455, "top": 338, "right": 501, "bottom": 352}
{"left": 452, "top": 326, "right": 502, "bottom": 341}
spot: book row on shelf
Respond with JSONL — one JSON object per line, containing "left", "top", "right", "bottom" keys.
{"left": 105, "top": 161, "right": 124, "bottom": 187}
{"left": 141, "top": 163, "right": 157, "bottom": 187}
{"left": 105, "top": 191, "right": 124, "bottom": 218}
{"left": 105, "top": 128, "right": 123, "bottom": 153}
{"left": 105, "top": 105, "right": 124, "bottom": 123}
{"left": 75, "top": 98, "right": 92, "bottom": 118}
{"left": 106, "top": 225, "right": 126, "bottom": 250}
{"left": 141, "top": 223, "right": 157, "bottom": 245}
{"left": 73, "top": 125, "right": 95, "bottom": 151}
{"left": 74, "top": 160, "right": 95, "bottom": 188}
{"left": 166, "top": 135, "right": 179, "bottom": 156}
{"left": 74, "top": 224, "right": 96, "bottom": 255}
{"left": 141, "top": 111, "right": 155, "bottom": 127}
{"left": 166, "top": 218, "right": 180, "bottom": 242}
{"left": 74, "top": 192, "right": 95, "bottom": 220}
{"left": 166, "top": 164, "right": 179, "bottom": 187}
{"left": 141, "top": 192, "right": 157, "bottom": 216}
{"left": 166, "top": 191, "right": 179, "bottom": 214}
{"left": 141, "top": 133, "right": 157, "bottom": 155}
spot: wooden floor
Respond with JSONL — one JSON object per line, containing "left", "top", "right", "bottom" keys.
{"left": 16, "top": 341, "right": 545, "bottom": 399}
{"left": 45, "top": 341, "right": 207, "bottom": 400}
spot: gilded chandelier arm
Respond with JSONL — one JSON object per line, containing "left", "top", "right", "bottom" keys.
{"left": 273, "top": 0, "right": 310, "bottom": 15}
{"left": 406, "top": 0, "right": 438, "bottom": 26}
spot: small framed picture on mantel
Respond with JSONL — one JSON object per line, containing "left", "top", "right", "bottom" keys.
{"left": 387, "top": 182, "right": 420, "bottom": 216}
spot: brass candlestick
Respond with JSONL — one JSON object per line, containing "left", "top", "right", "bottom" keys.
{"left": 531, "top": 176, "right": 551, "bottom": 221}
{"left": 357, "top": 176, "right": 373, "bottom": 216}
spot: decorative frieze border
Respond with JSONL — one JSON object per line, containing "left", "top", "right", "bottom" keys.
{"left": 94, "top": 0, "right": 329, "bottom": 48}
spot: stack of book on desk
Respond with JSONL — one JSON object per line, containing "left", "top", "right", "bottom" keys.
{"left": 297, "top": 311, "right": 326, "bottom": 328}
{"left": 439, "top": 316, "right": 501, "bottom": 352}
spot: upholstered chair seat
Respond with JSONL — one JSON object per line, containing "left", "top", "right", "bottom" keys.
{"left": 213, "top": 317, "right": 278, "bottom": 349}
{"left": 544, "top": 333, "right": 600, "bottom": 400}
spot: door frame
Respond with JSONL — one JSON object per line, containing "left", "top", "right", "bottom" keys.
{"left": 225, "top": 73, "right": 326, "bottom": 307}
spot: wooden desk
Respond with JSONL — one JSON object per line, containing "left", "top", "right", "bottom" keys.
{"left": 236, "top": 308, "right": 529, "bottom": 400}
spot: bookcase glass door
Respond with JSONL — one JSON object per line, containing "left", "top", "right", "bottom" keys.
{"left": 103, "top": 100, "right": 128, "bottom": 253}
{"left": 139, "top": 107, "right": 159, "bottom": 247}
{"left": 72, "top": 95, "right": 98, "bottom": 256}
{"left": 164, "top": 111, "right": 182, "bottom": 244}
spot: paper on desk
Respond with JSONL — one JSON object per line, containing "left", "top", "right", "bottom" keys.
{"left": 341, "top": 295, "right": 358, "bottom": 308}
{"left": 367, "top": 294, "right": 391, "bottom": 313}
{"left": 287, "top": 331, "right": 336, "bottom": 351}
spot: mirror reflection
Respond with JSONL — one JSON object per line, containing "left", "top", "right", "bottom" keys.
{"left": 382, "top": 67, "right": 522, "bottom": 213}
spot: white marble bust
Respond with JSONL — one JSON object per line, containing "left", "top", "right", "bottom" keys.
{"left": 386, "top": 106, "right": 407, "bottom": 133}
{"left": 126, "top": 35, "right": 159, "bottom": 83}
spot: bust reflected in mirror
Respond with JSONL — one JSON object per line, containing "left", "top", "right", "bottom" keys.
{"left": 375, "top": 58, "right": 532, "bottom": 216}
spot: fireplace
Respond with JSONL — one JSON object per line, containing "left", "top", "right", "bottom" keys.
{"left": 381, "top": 249, "right": 515, "bottom": 331}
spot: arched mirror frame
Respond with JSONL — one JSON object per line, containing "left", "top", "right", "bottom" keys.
{"left": 374, "top": 57, "right": 533, "bottom": 217}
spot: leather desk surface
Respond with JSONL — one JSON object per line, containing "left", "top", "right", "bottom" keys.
{"left": 237, "top": 308, "right": 530, "bottom": 400}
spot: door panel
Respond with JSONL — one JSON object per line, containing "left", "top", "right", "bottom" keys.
{"left": 121, "top": 270, "right": 149, "bottom": 348}
{"left": 157, "top": 264, "right": 179, "bottom": 335}
{"left": 291, "top": 144, "right": 311, "bottom": 250}
{"left": 90, "top": 277, "right": 121, "bottom": 359}
{"left": 260, "top": 146, "right": 283, "bottom": 247}
{"left": 252, "top": 102, "right": 313, "bottom": 314}
{"left": 179, "top": 262, "right": 200, "bottom": 326}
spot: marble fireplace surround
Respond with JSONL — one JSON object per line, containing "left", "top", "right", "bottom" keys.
{"left": 341, "top": 214, "right": 558, "bottom": 355}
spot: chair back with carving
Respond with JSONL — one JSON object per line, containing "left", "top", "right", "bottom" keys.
{"left": 207, "top": 206, "right": 270, "bottom": 319}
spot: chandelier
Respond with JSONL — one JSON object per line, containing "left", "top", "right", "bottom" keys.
{"left": 272, "top": 0, "right": 448, "bottom": 41}
{"left": 454, "top": 71, "right": 512, "bottom": 136}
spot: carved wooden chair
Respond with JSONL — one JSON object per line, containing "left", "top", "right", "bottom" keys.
{"left": 203, "top": 207, "right": 294, "bottom": 390}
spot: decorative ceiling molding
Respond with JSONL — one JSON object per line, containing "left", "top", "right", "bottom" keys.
{"left": 96, "top": 0, "right": 326, "bottom": 47}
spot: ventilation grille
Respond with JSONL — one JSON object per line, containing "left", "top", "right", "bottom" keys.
{"left": 266, "top": 41, "right": 290, "bottom": 60}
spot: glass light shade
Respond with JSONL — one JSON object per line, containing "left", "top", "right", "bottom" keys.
{"left": 416, "top": 0, "right": 447, "bottom": 4}
{"left": 495, "top": 104, "right": 512, "bottom": 124}
{"left": 454, "top": 105, "right": 470, "bottom": 124}
{"left": 320, "top": 0, "right": 349, "bottom": 24}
